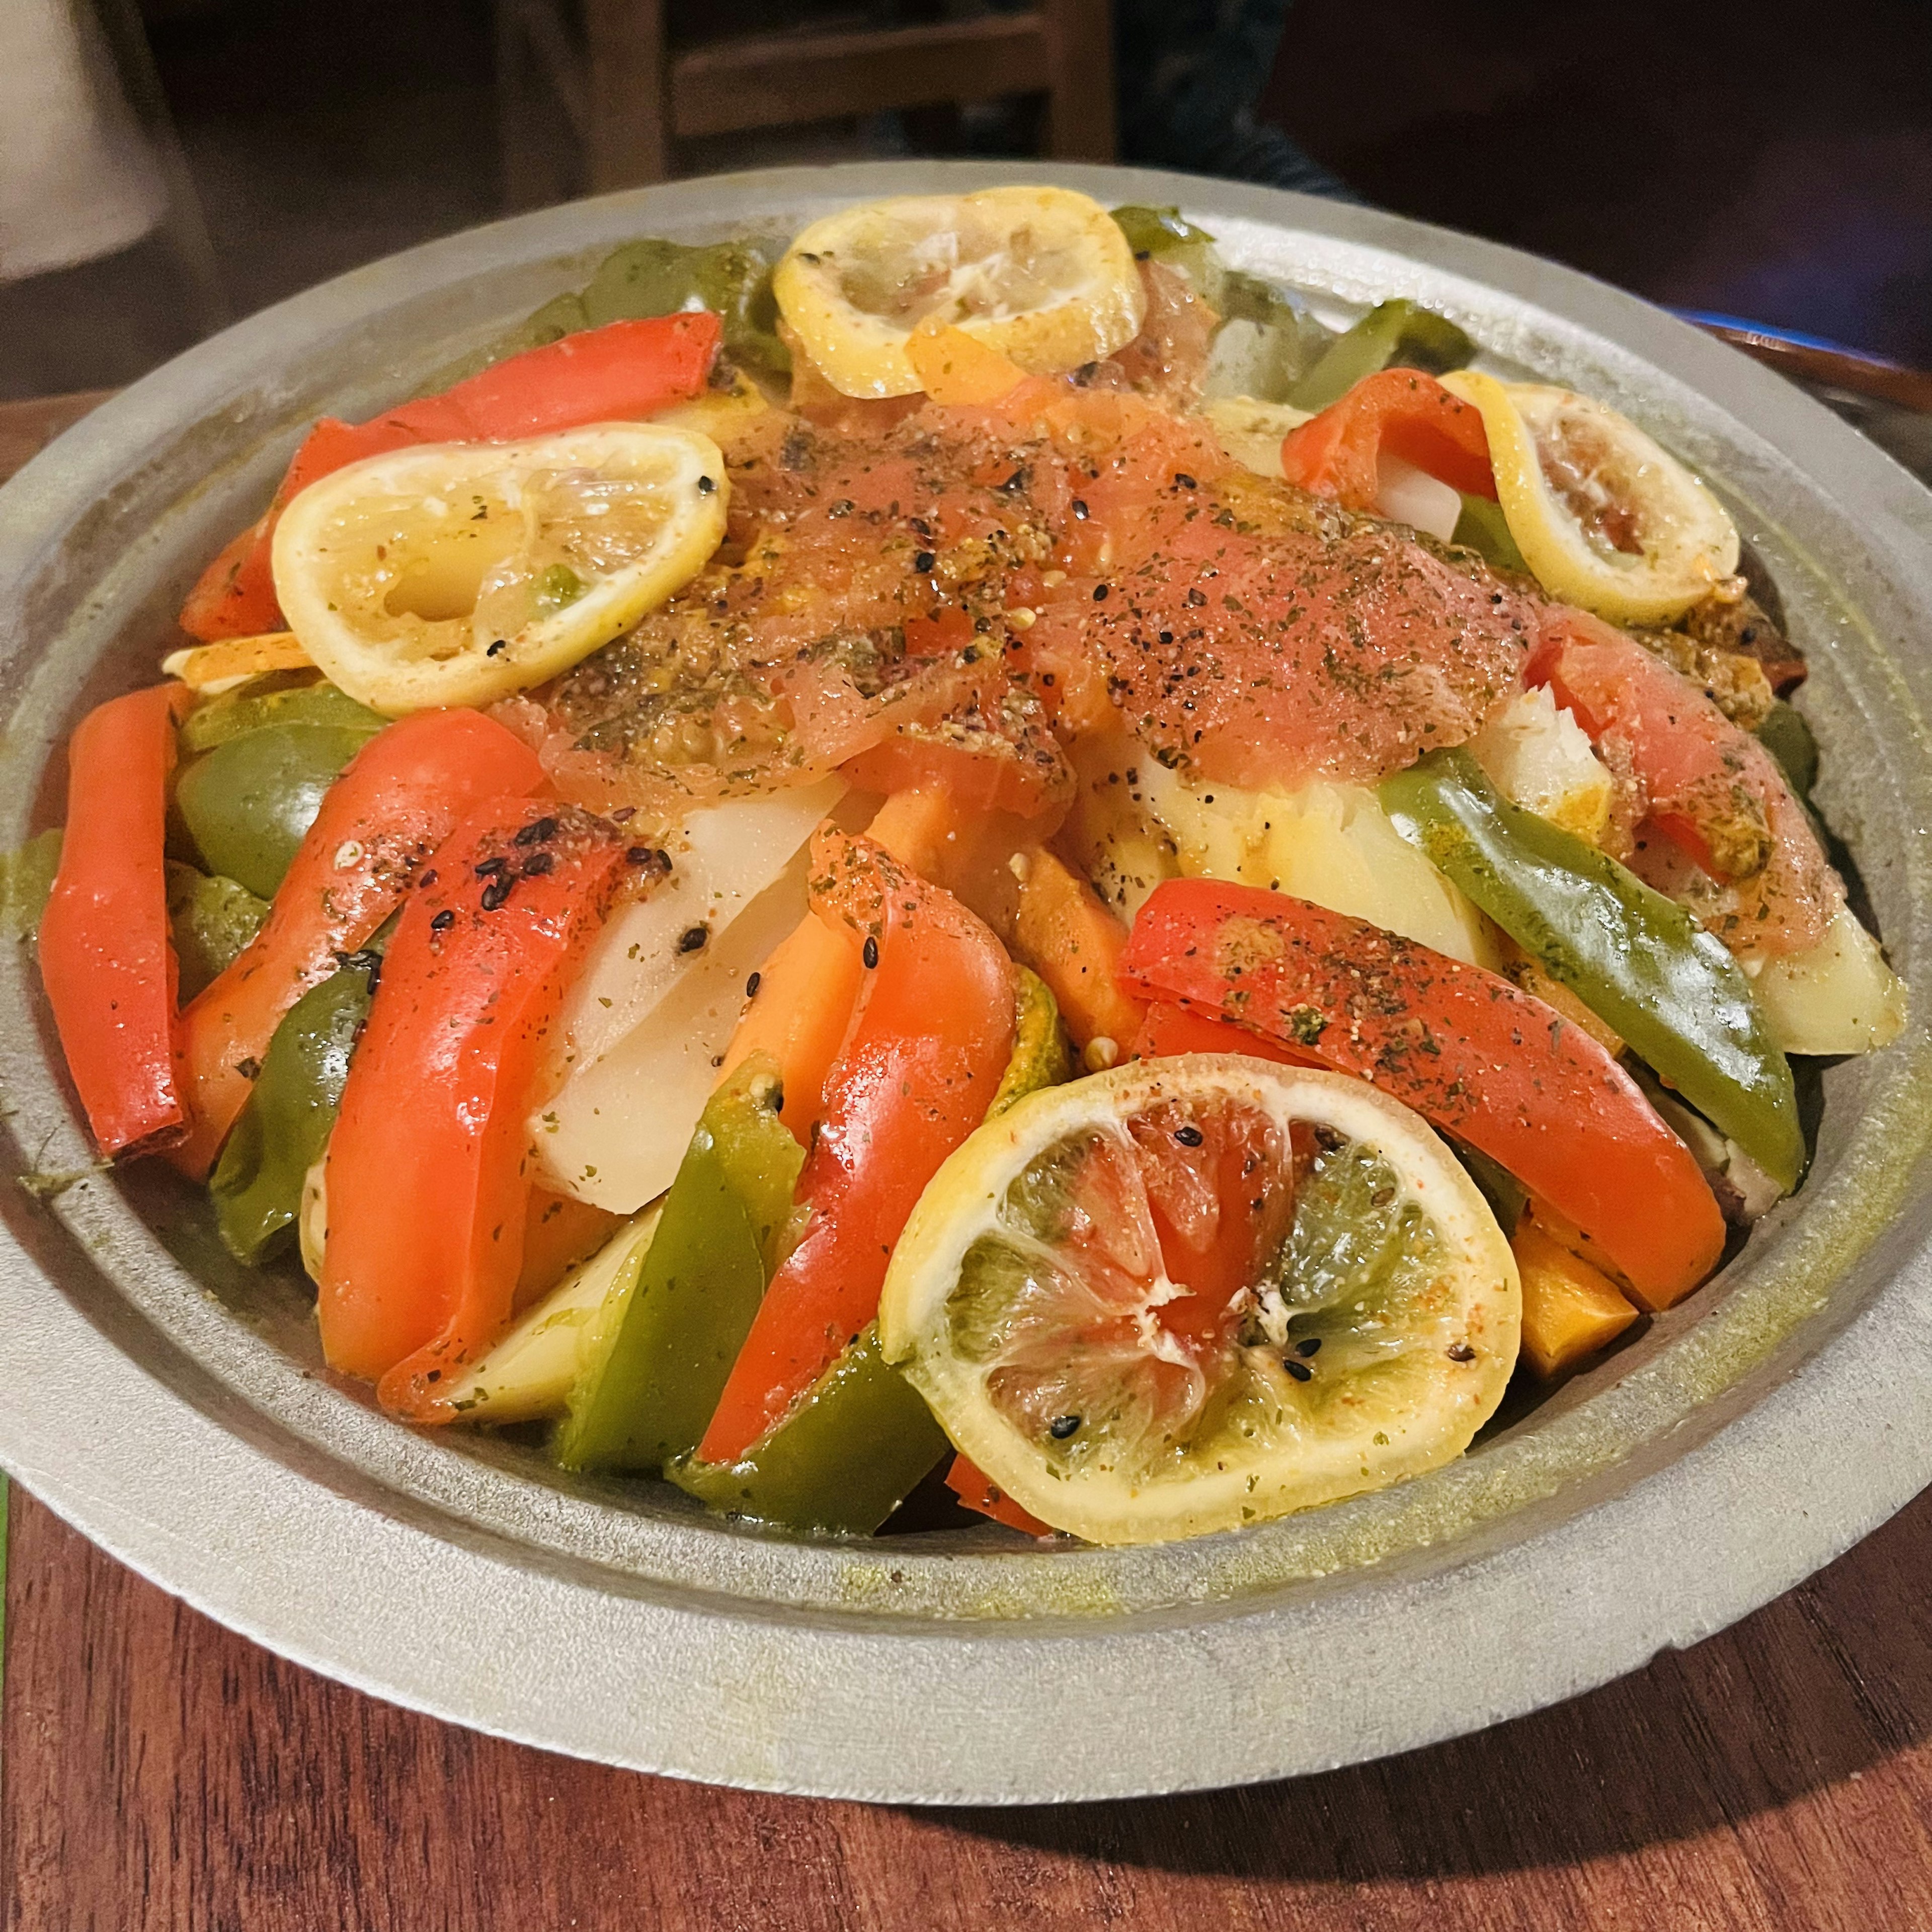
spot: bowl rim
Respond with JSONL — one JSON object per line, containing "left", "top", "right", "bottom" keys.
{"left": 4, "top": 158, "right": 1932, "bottom": 1805}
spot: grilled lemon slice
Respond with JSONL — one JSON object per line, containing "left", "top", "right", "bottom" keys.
{"left": 1442, "top": 370, "right": 1739, "bottom": 624}
{"left": 272, "top": 423, "right": 727, "bottom": 714}
{"left": 880, "top": 1055, "right": 1519, "bottom": 1545}
{"left": 772, "top": 186, "right": 1146, "bottom": 400}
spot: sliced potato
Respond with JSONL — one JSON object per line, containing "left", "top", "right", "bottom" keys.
{"left": 1468, "top": 685, "right": 1614, "bottom": 844}
{"left": 1750, "top": 905, "right": 1908, "bottom": 1055}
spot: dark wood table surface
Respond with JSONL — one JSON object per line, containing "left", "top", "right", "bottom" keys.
{"left": 7, "top": 370, "right": 1932, "bottom": 1930}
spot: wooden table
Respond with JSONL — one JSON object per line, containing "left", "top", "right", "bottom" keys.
{"left": 7, "top": 371, "right": 1932, "bottom": 1929}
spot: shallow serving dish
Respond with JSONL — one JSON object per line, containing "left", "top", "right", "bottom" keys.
{"left": 4, "top": 160, "right": 1932, "bottom": 1805}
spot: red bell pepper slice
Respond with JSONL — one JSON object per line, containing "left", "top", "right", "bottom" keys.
{"left": 1278, "top": 368, "right": 1497, "bottom": 514}
{"left": 947, "top": 1454, "right": 1051, "bottom": 1536}
{"left": 172, "top": 708, "right": 547, "bottom": 1176}
{"left": 698, "top": 831, "right": 1017, "bottom": 1463}
{"left": 1129, "top": 999, "right": 1318, "bottom": 1068}
{"left": 179, "top": 312, "right": 723, "bottom": 640}
{"left": 38, "top": 684, "right": 190, "bottom": 1156}
{"left": 319, "top": 803, "right": 634, "bottom": 1403}
{"left": 1118, "top": 878, "right": 1726, "bottom": 1307}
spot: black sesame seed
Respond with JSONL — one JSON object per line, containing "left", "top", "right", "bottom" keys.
{"left": 697, "top": 474, "right": 716, "bottom": 495}
{"left": 480, "top": 876, "right": 515, "bottom": 912}
{"left": 913, "top": 550, "right": 936, "bottom": 573}
{"left": 430, "top": 908, "right": 456, "bottom": 932}
{"left": 625, "top": 845, "right": 661, "bottom": 867}
{"left": 610, "top": 805, "right": 636, "bottom": 822}
{"left": 1173, "top": 1123, "right": 1204, "bottom": 1147}
{"left": 474, "top": 856, "right": 506, "bottom": 878}
{"left": 1072, "top": 500, "right": 1089, "bottom": 520}
{"left": 418, "top": 870, "right": 438, "bottom": 889}
{"left": 745, "top": 971, "right": 762, "bottom": 998}
{"left": 486, "top": 638, "right": 508, "bottom": 658}
{"left": 1092, "top": 584, "right": 1109, "bottom": 601}
{"left": 515, "top": 816, "right": 557, "bottom": 847}
{"left": 1284, "top": 1358, "right": 1313, "bottom": 1382}
{"left": 1296, "top": 1336, "right": 1322, "bottom": 1357}
{"left": 1174, "top": 472, "right": 1196, "bottom": 489}
{"left": 678, "top": 924, "right": 709, "bottom": 954}
{"left": 1447, "top": 1342, "right": 1477, "bottom": 1362}
{"left": 862, "top": 934, "right": 880, "bottom": 969}
{"left": 1048, "top": 1414, "right": 1082, "bottom": 1439}
{"left": 521, "top": 849, "right": 555, "bottom": 877}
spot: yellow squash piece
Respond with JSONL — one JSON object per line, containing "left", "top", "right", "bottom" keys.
{"left": 272, "top": 423, "right": 728, "bottom": 714}
{"left": 881, "top": 1056, "right": 1520, "bottom": 1546}
{"left": 162, "top": 630, "right": 314, "bottom": 694}
{"left": 1442, "top": 370, "right": 1740, "bottom": 625}
{"left": 773, "top": 186, "right": 1146, "bottom": 400}
{"left": 1512, "top": 1220, "right": 1638, "bottom": 1380}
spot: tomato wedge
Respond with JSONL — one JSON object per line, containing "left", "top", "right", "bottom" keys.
{"left": 1118, "top": 878, "right": 1725, "bottom": 1307}
{"left": 180, "top": 313, "right": 722, "bottom": 641}
{"left": 38, "top": 684, "right": 189, "bottom": 1156}
{"left": 172, "top": 708, "right": 547, "bottom": 1176}
{"left": 319, "top": 803, "right": 633, "bottom": 1404}
{"left": 698, "top": 831, "right": 1016, "bottom": 1463}
{"left": 1278, "top": 368, "right": 1497, "bottom": 513}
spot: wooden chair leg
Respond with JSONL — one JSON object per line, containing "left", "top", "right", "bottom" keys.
{"left": 584, "top": 0, "right": 672, "bottom": 192}
{"left": 1042, "top": 0, "right": 1116, "bottom": 162}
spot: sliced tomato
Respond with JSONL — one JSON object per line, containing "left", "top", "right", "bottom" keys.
{"left": 1130, "top": 1000, "right": 1318, "bottom": 1068}
{"left": 1278, "top": 368, "right": 1497, "bottom": 513}
{"left": 319, "top": 803, "right": 633, "bottom": 1405}
{"left": 179, "top": 313, "right": 722, "bottom": 640}
{"left": 172, "top": 709, "right": 547, "bottom": 1176}
{"left": 38, "top": 684, "right": 189, "bottom": 1156}
{"left": 1529, "top": 607, "right": 1842, "bottom": 955}
{"left": 1119, "top": 878, "right": 1726, "bottom": 1308}
{"left": 698, "top": 830, "right": 1016, "bottom": 1462}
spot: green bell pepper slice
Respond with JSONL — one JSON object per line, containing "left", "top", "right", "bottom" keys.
{"left": 1380, "top": 746, "right": 1804, "bottom": 1190}
{"left": 1450, "top": 493, "right": 1528, "bottom": 574}
{"left": 1, "top": 828, "right": 64, "bottom": 938}
{"left": 179, "top": 680, "right": 385, "bottom": 756}
{"left": 1286, "top": 297, "right": 1476, "bottom": 414}
{"left": 167, "top": 861, "right": 268, "bottom": 1002}
{"left": 175, "top": 716, "right": 384, "bottom": 900}
{"left": 209, "top": 949, "right": 378, "bottom": 1263}
{"left": 553, "top": 1055, "right": 804, "bottom": 1473}
{"left": 670, "top": 1322, "right": 949, "bottom": 1536}
{"left": 989, "top": 967, "right": 1073, "bottom": 1117}
{"left": 1756, "top": 701, "right": 1819, "bottom": 803}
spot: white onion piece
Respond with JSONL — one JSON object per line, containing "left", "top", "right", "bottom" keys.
{"left": 532, "top": 852, "right": 815, "bottom": 1213}
{"left": 1374, "top": 451, "right": 1463, "bottom": 541}
{"left": 549, "top": 780, "right": 843, "bottom": 1080}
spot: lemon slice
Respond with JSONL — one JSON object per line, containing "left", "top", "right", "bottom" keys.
{"left": 272, "top": 423, "right": 728, "bottom": 714}
{"left": 772, "top": 186, "right": 1146, "bottom": 400}
{"left": 880, "top": 1055, "right": 1519, "bottom": 1545}
{"left": 1442, "top": 370, "right": 1739, "bottom": 624}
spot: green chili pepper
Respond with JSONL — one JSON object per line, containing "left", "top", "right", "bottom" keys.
{"left": 210, "top": 951, "right": 378, "bottom": 1263}
{"left": 1450, "top": 494, "right": 1528, "bottom": 574}
{"left": 167, "top": 861, "right": 268, "bottom": 1002}
{"left": 1380, "top": 746, "right": 1803, "bottom": 1190}
{"left": 1757, "top": 701, "right": 1819, "bottom": 803}
{"left": 0, "top": 828, "right": 63, "bottom": 938}
{"left": 1286, "top": 298, "right": 1477, "bottom": 414}
{"left": 553, "top": 1055, "right": 804, "bottom": 1473}
{"left": 175, "top": 713, "right": 383, "bottom": 901}
{"left": 669, "top": 1322, "right": 949, "bottom": 1536}
{"left": 179, "top": 680, "right": 385, "bottom": 756}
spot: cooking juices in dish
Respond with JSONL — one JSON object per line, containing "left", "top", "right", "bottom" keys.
{"left": 23, "top": 186, "right": 1907, "bottom": 1547}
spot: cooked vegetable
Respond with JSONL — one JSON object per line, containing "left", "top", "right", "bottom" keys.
{"left": 209, "top": 949, "right": 377, "bottom": 1263}
{"left": 0, "top": 828, "right": 63, "bottom": 939}
{"left": 1465, "top": 685, "right": 1612, "bottom": 844}
{"left": 38, "top": 685, "right": 187, "bottom": 1156}
{"left": 272, "top": 424, "right": 729, "bottom": 715}
{"left": 1118, "top": 878, "right": 1727, "bottom": 1307}
{"left": 173, "top": 708, "right": 547, "bottom": 1177}
{"left": 1442, "top": 371, "right": 1740, "bottom": 624}
{"left": 879, "top": 1056, "right": 1518, "bottom": 1544}
{"left": 162, "top": 631, "right": 314, "bottom": 693}
{"left": 175, "top": 702, "right": 385, "bottom": 899}
{"left": 1278, "top": 368, "right": 1496, "bottom": 514}
{"left": 1512, "top": 1220, "right": 1638, "bottom": 1380}
{"left": 320, "top": 804, "right": 634, "bottom": 1409}
{"left": 989, "top": 968, "right": 1074, "bottom": 1114}
{"left": 1380, "top": 746, "right": 1804, "bottom": 1191}
{"left": 1010, "top": 848, "right": 1144, "bottom": 1055}
{"left": 552, "top": 1057, "right": 802, "bottom": 1469}
{"left": 773, "top": 188, "right": 1145, "bottom": 399}
{"left": 166, "top": 863, "right": 268, "bottom": 1002}
{"left": 1285, "top": 299, "right": 1476, "bottom": 414}
{"left": 1751, "top": 906, "right": 1908, "bottom": 1056}
{"left": 698, "top": 832, "right": 1016, "bottom": 1464}
{"left": 180, "top": 312, "right": 722, "bottom": 642}
{"left": 674, "top": 1323, "right": 949, "bottom": 1535}
{"left": 177, "top": 678, "right": 384, "bottom": 755}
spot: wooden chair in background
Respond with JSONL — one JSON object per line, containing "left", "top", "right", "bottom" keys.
{"left": 497, "top": 0, "right": 1114, "bottom": 208}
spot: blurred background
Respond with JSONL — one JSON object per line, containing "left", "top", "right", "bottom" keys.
{"left": 2, "top": 0, "right": 1929, "bottom": 416}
